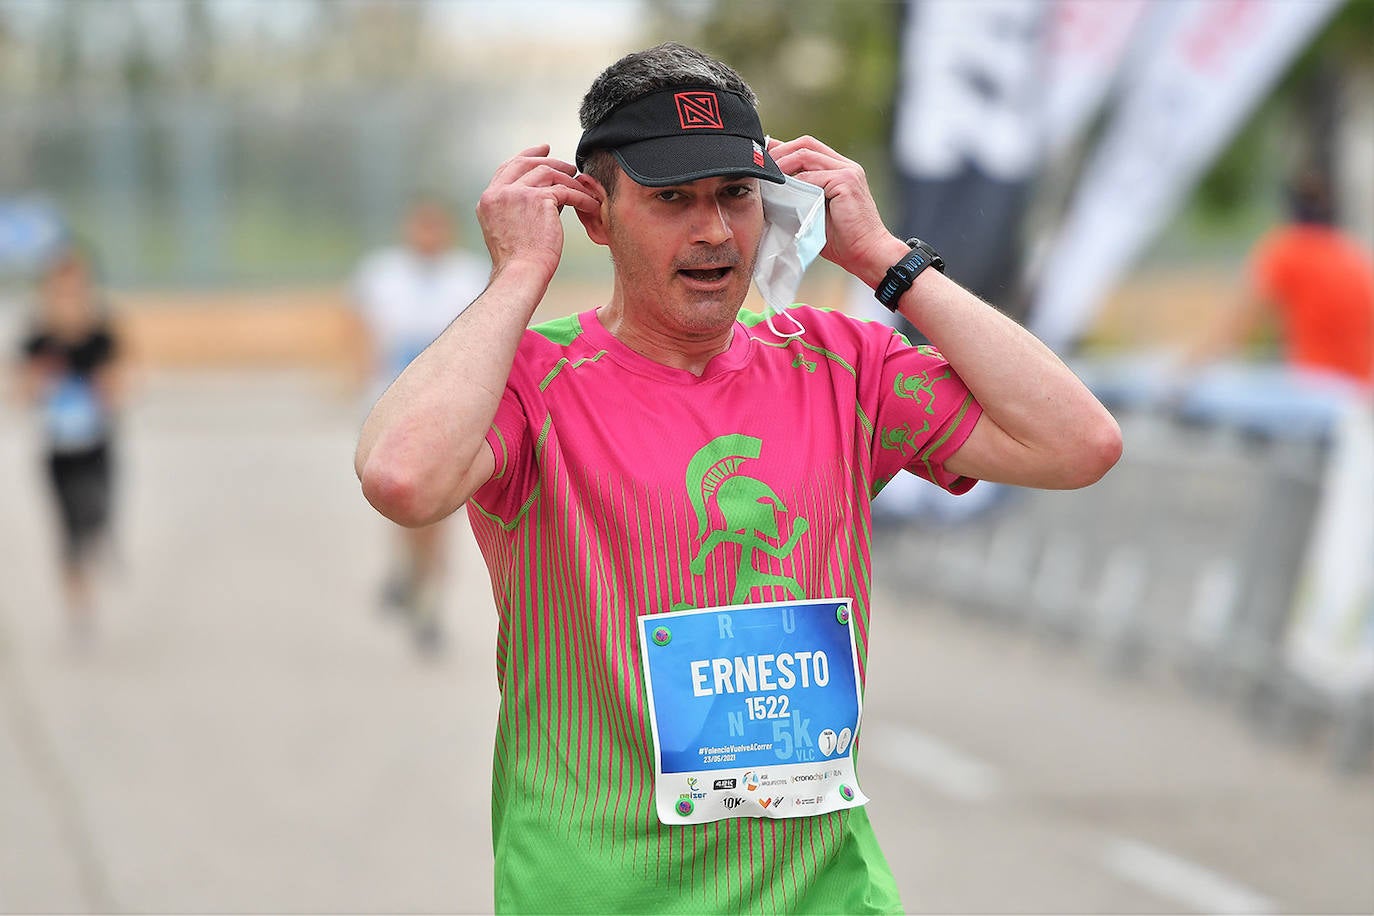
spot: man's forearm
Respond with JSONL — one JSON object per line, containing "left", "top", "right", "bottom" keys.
{"left": 356, "top": 142, "right": 600, "bottom": 524}
{"left": 855, "top": 236, "right": 1119, "bottom": 487}
{"left": 759, "top": 136, "right": 1120, "bottom": 488}
{"left": 903, "top": 274, "right": 1099, "bottom": 436}
{"left": 355, "top": 260, "right": 549, "bottom": 526}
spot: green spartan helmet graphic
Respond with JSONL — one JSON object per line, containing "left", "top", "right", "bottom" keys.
{"left": 686, "top": 434, "right": 808, "bottom": 605}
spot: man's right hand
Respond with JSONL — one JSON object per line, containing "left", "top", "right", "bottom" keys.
{"left": 477, "top": 144, "right": 603, "bottom": 286}
{"left": 357, "top": 145, "right": 603, "bottom": 528}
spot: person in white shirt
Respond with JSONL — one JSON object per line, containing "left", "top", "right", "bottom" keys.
{"left": 351, "top": 197, "right": 489, "bottom": 654}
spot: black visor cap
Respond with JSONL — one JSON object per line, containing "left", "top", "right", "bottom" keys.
{"left": 576, "top": 87, "right": 785, "bottom": 187}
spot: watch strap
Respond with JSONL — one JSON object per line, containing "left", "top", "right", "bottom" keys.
{"left": 875, "top": 238, "right": 945, "bottom": 312}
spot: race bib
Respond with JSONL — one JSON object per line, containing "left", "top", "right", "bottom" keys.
{"left": 638, "top": 598, "right": 869, "bottom": 825}
{"left": 45, "top": 376, "right": 105, "bottom": 450}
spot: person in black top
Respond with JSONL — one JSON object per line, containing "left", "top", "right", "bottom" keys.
{"left": 18, "top": 244, "right": 126, "bottom": 639}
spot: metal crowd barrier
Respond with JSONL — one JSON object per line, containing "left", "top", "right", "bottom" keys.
{"left": 878, "top": 408, "right": 1372, "bottom": 777}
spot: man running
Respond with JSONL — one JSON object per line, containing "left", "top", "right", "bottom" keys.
{"left": 356, "top": 42, "right": 1120, "bottom": 913}
{"left": 351, "top": 196, "right": 489, "bottom": 653}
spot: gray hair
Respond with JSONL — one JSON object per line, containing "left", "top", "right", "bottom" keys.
{"left": 578, "top": 42, "right": 758, "bottom": 129}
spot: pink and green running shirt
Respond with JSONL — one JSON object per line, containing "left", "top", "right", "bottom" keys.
{"left": 468, "top": 305, "right": 982, "bottom": 913}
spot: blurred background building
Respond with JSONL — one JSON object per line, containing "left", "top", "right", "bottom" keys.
{"left": 1, "top": 1, "right": 1371, "bottom": 913}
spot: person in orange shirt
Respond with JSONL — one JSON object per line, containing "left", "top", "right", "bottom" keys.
{"left": 1182, "top": 170, "right": 1374, "bottom": 391}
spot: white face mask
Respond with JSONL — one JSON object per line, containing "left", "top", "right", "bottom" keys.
{"left": 752, "top": 173, "right": 826, "bottom": 339}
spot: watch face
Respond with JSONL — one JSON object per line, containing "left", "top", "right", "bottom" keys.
{"left": 878, "top": 242, "right": 940, "bottom": 310}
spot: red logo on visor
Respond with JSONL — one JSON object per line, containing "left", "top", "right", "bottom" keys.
{"left": 675, "top": 91, "right": 724, "bottom": 130}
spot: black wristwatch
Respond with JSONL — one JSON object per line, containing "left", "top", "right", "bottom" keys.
{"left": 874, "top": 238, "right": 945, "bottom": 312}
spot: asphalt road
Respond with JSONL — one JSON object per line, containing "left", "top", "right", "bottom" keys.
{"left": 2, "top": 371, "right": 1370, "bottom": 914}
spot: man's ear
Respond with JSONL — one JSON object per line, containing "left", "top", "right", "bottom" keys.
{"left": 575, "top": 173, "right": 611, "bottom": 246}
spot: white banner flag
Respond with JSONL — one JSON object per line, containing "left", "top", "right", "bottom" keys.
{"left": 1042, "top": 0, "right": 1149, "bottom": 158}
{"left": 1029, "top": 0, "right": 1342, "bottom": 353}
{"left": 894, "top": 0, "right": 1045, "bottom": 184}
{"left": 890, "top": 0, "right": 1047, "bottom": 320}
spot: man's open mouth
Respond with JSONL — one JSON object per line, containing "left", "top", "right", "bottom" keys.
{"left": 679, "top": 267, "right": 732, "bottom": 282}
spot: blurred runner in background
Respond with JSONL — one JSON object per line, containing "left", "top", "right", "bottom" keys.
{"left": 351, "top": 196, "right": 489, "bottom": 655}
{"left": 1157, "top": 168, "right": 1374, "bottom": 444}
{"left": 1179, "top": 169, "right": 1374, "bottom": 395}
{"left": 16, "top": 242, "right": 126, "bottom": 643}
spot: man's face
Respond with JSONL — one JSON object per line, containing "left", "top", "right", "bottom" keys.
{"left": 403, "top": 203, "right": 452, "bottom": 258}
{"left": 601, "top": 173, "right": 765, "bottom": 337}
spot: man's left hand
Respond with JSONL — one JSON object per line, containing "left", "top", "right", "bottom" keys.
{"left": 766, "top": 136, "right": 909, "bottom": 288}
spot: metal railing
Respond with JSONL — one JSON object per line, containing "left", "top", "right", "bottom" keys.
{"left": 878, "top": 402, "right": 1372, "bottom": 777}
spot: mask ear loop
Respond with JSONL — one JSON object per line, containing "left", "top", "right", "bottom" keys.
{"left": 765, "top": 306, "right": 806, "bottom": 339}
{"left": 758, "top": 141, "right": 815, "bottom": 341}
{"left": 762, "top": 191, "right": 823, "bottom": 340}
